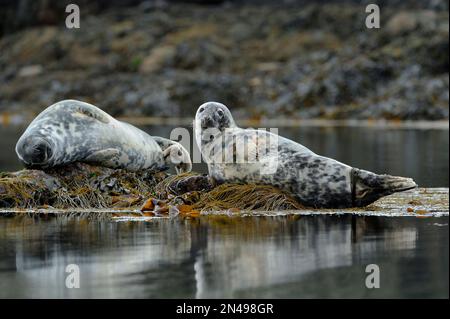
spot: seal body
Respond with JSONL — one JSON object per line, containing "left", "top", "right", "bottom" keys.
{"left": 194, "top": 102, "right": 417, "bottom": 208}
{"left": 16, "top": 100, "right": 191, "bottom": 173}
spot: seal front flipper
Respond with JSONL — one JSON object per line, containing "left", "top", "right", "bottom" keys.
{"left": 162, "top": 145, "right": 192, "bottom": 174}
{"left": 154, "top": 137, "right": 192, "bottom": 174}
{"left": 351, "top": 168, "right": 417, "bottom": 207}
{"left": 84, "top": 148, "right": 121, "bottom": 167}
{"left": 70, "top": 101, "right": 111, "bottom": 124}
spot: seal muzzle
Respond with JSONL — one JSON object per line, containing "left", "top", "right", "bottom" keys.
{"left": 16, "top": 136, "right": 54, "bottom": 167}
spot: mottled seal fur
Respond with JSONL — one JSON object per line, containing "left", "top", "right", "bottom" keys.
{"left": 194, "top": 102, "right": 417, "bottom": 208}
{"left": 16, "top": 100, "right": 192, "bottom": 173}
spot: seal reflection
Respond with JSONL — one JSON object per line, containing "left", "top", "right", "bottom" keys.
{"left": 0, "top": 215, "right": 447, "bottom": 298}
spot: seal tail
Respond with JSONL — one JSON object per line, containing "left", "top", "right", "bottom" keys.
{"left": 351, "top": 168, "right": 417, "bottom": 207}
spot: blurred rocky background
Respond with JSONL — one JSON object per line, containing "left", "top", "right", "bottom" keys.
{"left": 0, "top": 0, "right": 448, "bottom": 121}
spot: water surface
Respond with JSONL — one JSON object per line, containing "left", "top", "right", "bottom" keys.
{"left": 0, "top": 215, "right": 448, "bottom": 298}
{"left": 0, "top": 124, "right": 448, "bottom": 298}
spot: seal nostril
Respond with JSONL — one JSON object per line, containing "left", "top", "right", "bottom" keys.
{"left": 201, "top": 117, "right": 214, "bottom": 130}
{"left": 34, "top": 144, "right": 45, "bottom": 154}
{"left": 46, "top": 145, "right": 53, "bottom": 160}
{"left": 29, "top": 140, "right": 53, "bottom": 164}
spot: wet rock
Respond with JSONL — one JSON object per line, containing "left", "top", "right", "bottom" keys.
{"left": 112, "top": 194, "right": 143, "bottom": 207}
{"left": 139, "top": 45, "right": 176, "bottom": 73}
{"left": 171, "top": 174, "right": 212, "bottom": 195}
{"left": 140, "top": 197, "right": 156, "bottom": 211}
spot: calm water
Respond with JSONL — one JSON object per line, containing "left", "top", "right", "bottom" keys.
{"left": 1, "top": 125, "right": 448, "bottom": 187}
{"left": 0, "top": 215, "right": 448, "bottom": 298}
{"left": 0, "top": 124, "right": 448, "bottom": 298}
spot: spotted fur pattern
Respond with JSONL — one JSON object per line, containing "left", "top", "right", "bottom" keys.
{"left": 194, "top": 102, "right": 417, "bottom": 208}
{"left": 16, "top": 100, "right": 191, "bottom": 173}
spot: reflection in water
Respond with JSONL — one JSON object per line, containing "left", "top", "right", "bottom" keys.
{"left": 0, "top": 216, "right": 448, "bottom": 298}
{"left": 1, "top": 125, "right": 448, "bottom": 187}
{"left": 0, "top": 124, "right": 448, "bottom": 298}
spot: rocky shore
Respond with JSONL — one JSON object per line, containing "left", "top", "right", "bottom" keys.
{"left": 0, "top": 163, "right": 303, "bottom": 212}
{"left": 0, "top": 1, "right": 448, "bottom": 121}
{"left": 1, "top": 164, "right": 447, "bottom": 218}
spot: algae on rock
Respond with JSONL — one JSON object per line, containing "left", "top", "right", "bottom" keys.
{"left": 0, "top": 163, "right": 305, "bottom": 211}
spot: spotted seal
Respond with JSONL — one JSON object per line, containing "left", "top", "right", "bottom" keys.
{"left": 194, "top": 102, "right": 417, "bottom": 208}
{"left": 16, "top": 100, "right": 192, "bottom": 173}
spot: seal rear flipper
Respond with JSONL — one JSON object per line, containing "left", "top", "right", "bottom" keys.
{"left": 84, "top": 148, "right": 121, "bottom": 167}
{"left": 352, "top": 168, "right": 417, "bottom": 207}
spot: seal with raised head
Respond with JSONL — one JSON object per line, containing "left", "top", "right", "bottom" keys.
{"left": 16, "top": 100, "right": 192, "bottom": 173}
{"left": 194, "top": 101, "right": 417, "bottom": 208}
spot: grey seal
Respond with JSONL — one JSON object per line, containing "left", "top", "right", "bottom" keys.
{"left": 16, "top": 100, "right": 192, "bottom": 173}
{"left": 194, "top": 101, "right": 417, "bottom": 208}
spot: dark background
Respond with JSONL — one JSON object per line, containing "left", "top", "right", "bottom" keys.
{"left": 0, "top": 0, "right": 448, "bottom": 121}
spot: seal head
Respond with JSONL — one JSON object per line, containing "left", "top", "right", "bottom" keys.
{"left": 16, "top": 135, "right": 55, "bottom": 168}
{"left": 194, "top": 102, "right": 237, "bottom": 152}
{"left": 195, "top": 102, "right": 235, "bottom": 130}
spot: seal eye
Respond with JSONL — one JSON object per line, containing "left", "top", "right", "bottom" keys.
{"left": 217, "top": 109, "right": 224, "bottom": 117}
{"left": 178, "top": 150, "right": 182, "bottom": 156}
{"left": 199, "top": 107, "right": 205, "bottom": 113}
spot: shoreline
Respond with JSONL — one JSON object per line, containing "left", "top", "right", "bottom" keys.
{"left": 1, "top": 113, "right": 449, "bottom": 129}
{"left": 1, "top": 188, "right": 448, "bottom": 218}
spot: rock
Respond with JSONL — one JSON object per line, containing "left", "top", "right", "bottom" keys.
{"left": 112, "top": 194, "right": 142, "bottom": 207}
{"left": 140, "top": 198, "right": 156, "bottom": 212}
{"left": 0, "top": 2, "right": 448, "bottom": 121}
{"left": 139, "top": 45, "right": 176, "bottom": 73}
{"left": 0, "top": 163, "right": 167, "bottom": 209}
{"left": 8, "top": 27, "right": 58, "bottom": 64}
{"left": 17, "top": 65, "right": 43, "bottom": 77}
{"left": 386, "top": 10, "right": 438, "bottom": 36}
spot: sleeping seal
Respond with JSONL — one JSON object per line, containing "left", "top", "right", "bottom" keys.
{"left": 194, "top": 101, "right": 417, "bottom": 208}
{"left": 16, "top": 100, "right": 192, "bottom": 173}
